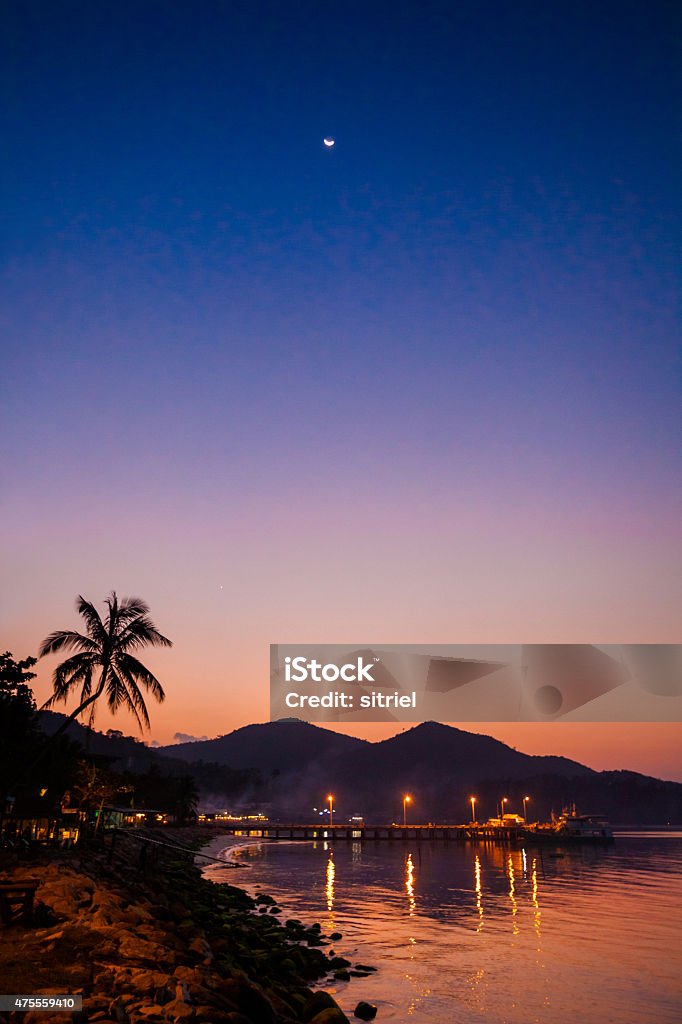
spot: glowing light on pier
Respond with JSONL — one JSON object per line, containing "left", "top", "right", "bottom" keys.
{"left": 403, "top": 794, "right": 412, "bottom": 827}
{"left": 523, "top": 795, "right": 531, "bottom": 821}
{"left": 327, "top": 794, "right": 334, "bottom": 827}
{"left": 470, "top": 796, "right": 476, "bottom": 823}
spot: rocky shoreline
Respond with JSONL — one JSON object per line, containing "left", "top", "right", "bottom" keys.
{"left": 0, "top": 829, "right": 377, "bottom": 1024}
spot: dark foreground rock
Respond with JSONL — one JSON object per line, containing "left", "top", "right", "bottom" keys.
{"left": 0, "top": 832, "right": 377, "bottom": 1024}
{"left": 353, "top": 1003, "right": 377, "bottom": 1021}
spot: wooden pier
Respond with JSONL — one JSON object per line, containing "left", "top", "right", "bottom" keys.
{"left": 214, "top": 823, "right": 522, "bottom": 843}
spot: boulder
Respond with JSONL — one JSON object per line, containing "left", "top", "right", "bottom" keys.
{"left": 191, "top": 1007, "right": 232, "bottom": 1024}
{"left": 172, "top": 967, "right": 203, "bottom": 985}
{"left": 118, "top": 936, "right": 174, "bottom": 967}
{"left": 353, "top": 1003, "right": 377, "bottom": 1021}
{"left": 311, "top": 1010, "right": 350, "bottom": 1024}
{"left": 127, "top": 971, "right": 172, "bottom": 995}
{"left": 82, "top": 997, "right": 111, "bottom": 1015}
{"left": 162, "top": 999, "right": 195, "bottom": 1023}
{"left": 121, "top": 906, "right": 154, "bottom": 927}
{"left": 174, "top": 981, "right": 192, "bottom": 1004}
{"left": 302, "top": 991, "right": 339, "bottom": 1020}
{"left": 188, "top": 937, "right": 213, "bottom": 963}
{"left": 109, "top": 996, "right": 131, "bottom": 1024}
{"left": 217, "top": 980, "right": 276, "bottom": 1024}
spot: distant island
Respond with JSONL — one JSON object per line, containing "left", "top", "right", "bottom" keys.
{"left": 38, "top": 714, "right": 682, "bottom": 827}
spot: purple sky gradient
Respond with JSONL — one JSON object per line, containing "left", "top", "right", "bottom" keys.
{"left": 1, "top": 2, "right": 680, "bottom": 774}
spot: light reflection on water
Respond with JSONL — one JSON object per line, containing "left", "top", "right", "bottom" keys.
{"left": 406, "top": 852, "right": 416, "bottom": 916}
{"left": 326, "top": 850, "right": 335, "bottom": 913}
{"left": 474, "top": 854, "right": 483, "bottom": 932}
{"left": 203, "top": 835, "right": 682, "bottom": 1023}
{"left": 507, "top": 852, "right": 519, "bottom": 936}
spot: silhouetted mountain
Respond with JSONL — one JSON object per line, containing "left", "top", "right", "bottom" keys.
{"left": 37, "top": 710, "right": 164, "bottom": 773}
{"left": 162, "top": 720, "right": 368, "bottom": 772}
{"left": 363, "top": 721, "right": 593, "bottom": 780}
{"left": 161, "top": 719, "right": 682, "bottom": 825}
{"left": 36, "top": 711, "right": 263, "bottom": 804}
{"left": 39, "top": 714, "right": 682, "bottom": 825}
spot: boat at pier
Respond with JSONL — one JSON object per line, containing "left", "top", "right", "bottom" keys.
{"left": 522, "top": 805, "right": 614, "bottom": 843}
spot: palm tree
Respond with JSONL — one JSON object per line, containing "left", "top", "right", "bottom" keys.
{"left": 39, "top": 592, "right": 172, "bottom": 739}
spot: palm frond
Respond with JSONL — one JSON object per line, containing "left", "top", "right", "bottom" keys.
{"left": 116, "top": 615, "right": 173, "bottom": 652}
{"left": 106, "top": 666, "right": 149, "bottom": 730}
{"left": 75, "top": 596, "right": 108, "bottom": 645}
{"left": 113, "top": 597, "right": 151, "bottom": 630}
{"left": 74, "top": 662, "right": 97, "bottom": 707}
{"left": 104, "top": 668, "right": 127, "bottom": 713}
{"left": 38, "top": 631, "right": 100, "bottom": 658}
{"left": 116, "top": 652, "right": 166, "bottom": 702}
{"left": 40, "top": 592, "right": 169, "bottom": 734}
{"left": 41, "top": 690, "right": 65, "bottom": 710}
{"left": 104, "top": 592, "right": 119, "bottom": 636}
{"left": 124, "top": 684, "right": 150, "bottom": 730}
{"left": 42, "top": 653, "right": 96, "bottom": 708}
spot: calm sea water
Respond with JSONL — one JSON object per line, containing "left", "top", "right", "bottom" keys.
{"left": 202, "top": 834, "right": 682, "bottom": 1024}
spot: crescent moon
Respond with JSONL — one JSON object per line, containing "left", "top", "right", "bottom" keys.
{"left": 323, "top": 138, "right": 335, "bottom": 147}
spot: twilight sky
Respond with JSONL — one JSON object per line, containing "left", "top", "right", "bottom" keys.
{"left": 1, "top": 2, "right": 680, "bottom": 778}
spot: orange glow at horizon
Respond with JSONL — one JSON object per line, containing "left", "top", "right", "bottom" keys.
{"left": 8, "top": 601, "right": 682, "bottom": 782}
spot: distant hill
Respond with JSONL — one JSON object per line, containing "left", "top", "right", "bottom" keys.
{"left": 158, "top": 719, "right": 682, "bottom": 825}
{"left": 358, "top": 721, "right": 593, "bottom": 781}
{"left": 161, "top": 720, "right": 369, "bottom": 771}
{"left": 38, "top": 710, "right": 165, "bottom": 773}
{"left": 39, "top": 714, "right": 682, "bottom": 825}
{"left": 35, "top": 712, "right": 258, "bottom": 800}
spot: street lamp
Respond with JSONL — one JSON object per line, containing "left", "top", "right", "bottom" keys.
{"left": 500, "top": 797, "right": 508, "bottom": 821}
{"left": 327, "top": 794, "right": 334, "bottom": 827}
{"left": 470, "top": 796, "right": 476, "bottom": 823}
{"left": 403, "top": 794, "right": 412, "bottom": 827}
{"left": 523, "top": 796, "right": 531, "bottom": 821}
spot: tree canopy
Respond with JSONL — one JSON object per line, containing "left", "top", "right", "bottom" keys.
{"left": 39, "top": 592, "right": 171, "bottom": 734}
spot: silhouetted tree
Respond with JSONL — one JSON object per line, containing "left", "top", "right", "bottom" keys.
{"left": 39, "top": 592, "right": 171, "bottom": 739}
{"left": 0, "top": 653, "right": 39, "bottom": 797}
{"left": 68, "top": 759, "right": 134, "bottom": 813}
{"left": 167, "top": 775, "right": 199, "bottom": 823}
